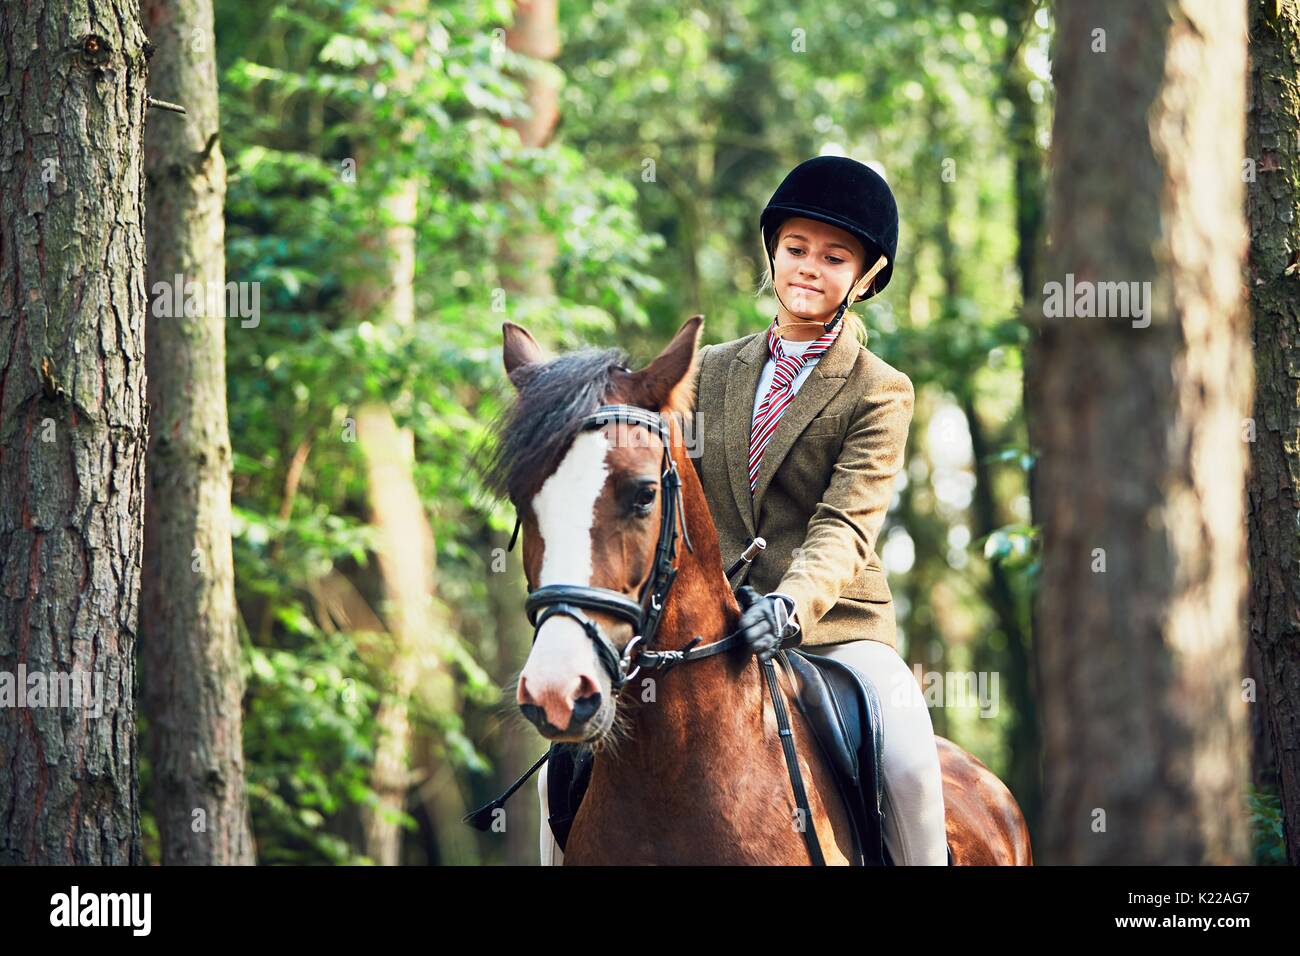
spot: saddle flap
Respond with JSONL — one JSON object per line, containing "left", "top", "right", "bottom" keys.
{"left": 782, "top": 650, "right": 859, "bottom": 787}
{"left": 784, "top": 649, "right": 888, "bottom": 865}
{"left": 798, "top": 651, "right": 885, "bottom": 815}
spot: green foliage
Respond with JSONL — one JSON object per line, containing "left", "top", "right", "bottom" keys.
{"left": 1247, "top": 786, "right": 1287, "bottom": 866}
{"left": 981, "top": 523, "right": 1039, "bottom": 576}
{"left": 206, "top": 0, "right": 1057, "bottom": 862}
{"left": 213, "top": 0, "right": 664, "bottom": 863}
{"left": 242, "top": 629, "right": 382, "bottom": 865}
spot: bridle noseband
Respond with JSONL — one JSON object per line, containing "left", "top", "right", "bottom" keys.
{"left": 508, "top": 403, "right": 708, "bottom": 689}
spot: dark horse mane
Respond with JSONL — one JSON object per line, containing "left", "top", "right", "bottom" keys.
{"left": 478, "top": 347, "right": 629, "bottom": 508}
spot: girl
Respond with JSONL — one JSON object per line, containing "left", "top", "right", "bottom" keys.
{"left": 539, "top": 156, "right": 948, "bottom": 865}
{"left": 722, "top": 155, "right": 949, "bottom": 865}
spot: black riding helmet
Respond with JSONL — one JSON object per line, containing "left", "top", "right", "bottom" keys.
{"left": 760, "top": 156, "right": 899, "bottom": 332}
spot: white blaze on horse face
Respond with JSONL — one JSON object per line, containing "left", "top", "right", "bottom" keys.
{"left": 536, "top": 428, "right": 610, "bottom": 589}
{"left": 521, "top": 429, "right": 613, "bottom": 719}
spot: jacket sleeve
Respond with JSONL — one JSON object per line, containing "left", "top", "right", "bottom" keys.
{"left": 773, "top": 368, "right": 915, "bottom": 641}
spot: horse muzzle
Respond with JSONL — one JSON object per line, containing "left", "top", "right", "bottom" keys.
{"left": 518, "top": 689, "right": 608, "bottom": 741}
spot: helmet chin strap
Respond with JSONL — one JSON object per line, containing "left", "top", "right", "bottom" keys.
{"left": 824, "top": 297, "right": 851, "bottom": 333}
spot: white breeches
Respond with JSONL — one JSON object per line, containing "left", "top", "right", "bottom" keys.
{"left": 536, "top": 640, "right": 947, "bottom": 866}
{"left": 537, "top": 761, "right": 563, "bottom": 866}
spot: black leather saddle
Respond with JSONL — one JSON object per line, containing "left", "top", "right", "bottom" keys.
{"left": 546, "top": 647, "right": 893, "bottom": 865}
{"left": 780, "top": 648, "right": 890, "bottom": 866}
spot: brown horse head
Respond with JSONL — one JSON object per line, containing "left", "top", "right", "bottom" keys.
{"left": 489, "top": 316, "right": 707, "bottom": 744}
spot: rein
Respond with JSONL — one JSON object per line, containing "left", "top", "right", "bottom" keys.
{"left": 465, "top": 401, "right": 825, "bottom": 864}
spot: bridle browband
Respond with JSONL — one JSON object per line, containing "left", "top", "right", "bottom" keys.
{"left": 507, "top": 403, "right": 748, "bottom": 689}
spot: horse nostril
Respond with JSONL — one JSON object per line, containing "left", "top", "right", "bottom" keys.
{"left": 517, "top": 673, "right": 604, "bottom": 734}
{"left": 571, "top": 689, "right": 603, "bottom": 726}
{"left": 517, "top": 676, "right": 535, "bottom": 707}
{"left": 566, "top": 672, "right": 604, "bottom": 726}
{"left": 575, "top": 672, "right": 600, "bottom": 701}
{"left": 518, "top": 702, "right": 551, "bottom": 731}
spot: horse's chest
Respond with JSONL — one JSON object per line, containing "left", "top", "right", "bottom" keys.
{"left": 565, "top": 773, "right": 805, "bottom": 865}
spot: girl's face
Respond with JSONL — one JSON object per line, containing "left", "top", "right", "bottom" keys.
{"left": 772, "top": 217, "right": 875, "bottom": 321}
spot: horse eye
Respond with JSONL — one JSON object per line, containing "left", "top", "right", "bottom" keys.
{"left": 632, "top": 486, "right": 657, "bottom": 514}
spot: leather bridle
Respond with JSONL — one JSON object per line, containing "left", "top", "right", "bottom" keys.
{"left": 507, "top": 403, "right": 746, "bottom": 689}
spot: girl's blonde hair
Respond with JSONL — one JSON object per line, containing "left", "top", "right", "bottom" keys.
{"left": 754, "top": 226, "right": 871, "bottom": 348}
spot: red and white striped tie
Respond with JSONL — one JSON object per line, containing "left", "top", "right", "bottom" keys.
{"left": 748, "top": 319, "right": 840, "bottom": 493}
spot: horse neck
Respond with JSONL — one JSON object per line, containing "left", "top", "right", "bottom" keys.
{"left": 599, "top": 436, "right": 766, "bottom": 777}
{"left": 648, "top": 431, "right": 741, "bottom": 660}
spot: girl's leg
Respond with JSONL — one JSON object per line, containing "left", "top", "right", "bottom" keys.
{"left": 537, "top": 760, "right": 564, "bottom": 866}
{"left": 798, "top": 640, "right": 948, "bottom": 865}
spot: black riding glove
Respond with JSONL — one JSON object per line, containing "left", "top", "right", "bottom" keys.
{"left": 735, "top": 586, "right": 802, "bottom": 663}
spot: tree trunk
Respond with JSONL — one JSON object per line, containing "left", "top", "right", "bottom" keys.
{"left": 0, "top": 2, "right": 149, "bottom": 864}
{"left": 139, "top": 0, "right": 255, "bottom": 867}
{"left": 474, "top": 0, "right": 563, "bottom": 866}
{"left": 1033, "top": 0, "right": 1252, "bottom": 864}
{"left": 1245, "top": 0, "right": 1300, "bottom": 865}
{"left": 998, "top": 0, "right": 1046, "bottom": 844}
{"left": 500, "top": 0, "right": 560, "bottom": 299}
{"left": 483, "top": 524, "right": 540, "bottom": 864}
{"left": 355, "top": 398, "right": 444, "bottom": 865}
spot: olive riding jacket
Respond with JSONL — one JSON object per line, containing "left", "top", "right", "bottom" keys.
{"left": 689, "top": 324, "right": 914, "bottom": 648}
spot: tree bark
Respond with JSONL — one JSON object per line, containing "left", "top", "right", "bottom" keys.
{"left": 1245, "top": 0, "right": 1300, "bottom": 865}
{"left": 998, "top": 0, "right": 1046, "bottom": 843}
{"left": 1033, "top": 0, "right": 1253, "bottom": 864}
{"left": 0, "top": 2, "right": 149, "bottom": 864}
{"left": 139, "top": 0, "right": 255, "bottom": 865}
{"left": 500, "top": 0, "right": 560, "bottom": 300}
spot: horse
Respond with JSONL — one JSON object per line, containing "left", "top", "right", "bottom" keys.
{"left": 484, "top": 314, "right": 1032, "bottom": 865}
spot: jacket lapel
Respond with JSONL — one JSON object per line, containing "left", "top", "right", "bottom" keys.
{"left": 747, "top": 324, "right": 857, "bottom": 518}
{"left": 723, "top": 332, "right": 769, "bottom": 538}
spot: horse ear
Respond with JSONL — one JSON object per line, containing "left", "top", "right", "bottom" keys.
{"left": 628, "top": 315, "right": 704, "bottom": 416}
{"left": 502, "top": 321, "right": 548, "bottom": 389}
